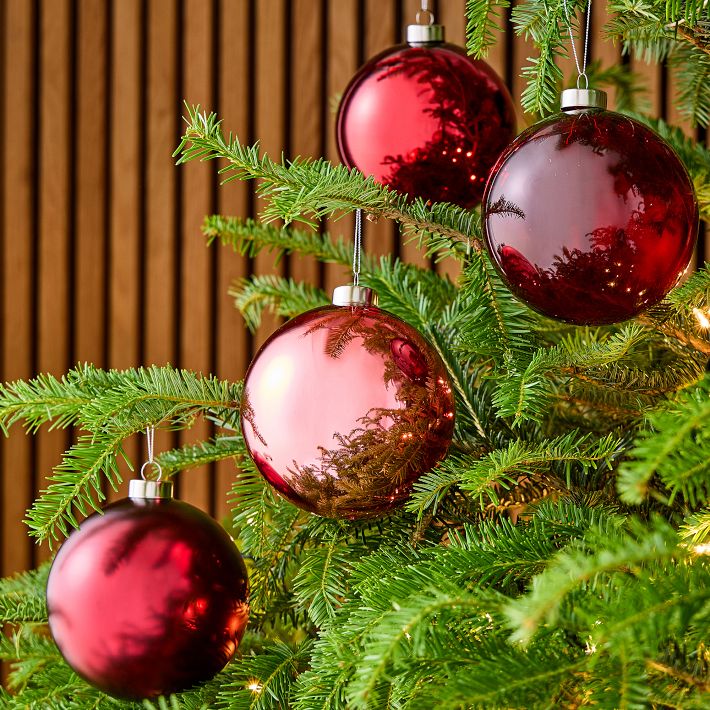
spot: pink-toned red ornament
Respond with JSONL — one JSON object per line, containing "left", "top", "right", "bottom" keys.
{"left": 336, "top": 17, "right": 515, "bottom": 209}
{"left": 483, "top": 89, "right": 698, "bottom": 325}
{"left": 241, "top": 286, "right": 455, "bottom": 519}
{"left": 46, "top": 479, "right": 249, "bottom": 700}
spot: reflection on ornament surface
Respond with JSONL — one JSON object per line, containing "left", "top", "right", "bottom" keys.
{"left": 337, "top": 43, "right": 515, "bottom": 208}
{"left": 46, "top": 499, "right": 249, "bottom": 700}
{"left": 483, "top": 110, "right": 698, "bottom": 324}
{"left": 241, "top": 305, "right": 455, "bottom": 518}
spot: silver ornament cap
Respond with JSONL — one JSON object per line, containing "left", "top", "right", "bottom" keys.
{"left": 560, "top": 88, "right": 608, "bottom": 112}
{"left": 406, "top": 22, "right": 444, "bottom": 45}
{"left": 332, "top": 285, "right": 377, "bottom": 307}
{"left": 128, "top": 478, "right": 174, "bottom": 499}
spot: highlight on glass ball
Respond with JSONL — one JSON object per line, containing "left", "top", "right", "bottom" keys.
{"left": 482, "top": 89, "right": 698, "bottom": 326}
{"left": 240, "top": 291, "right": 455, "bottom": 519}
{"left": 46, "top": 493, "right": 250, "bottom": 700}
{"left": 336, "top": 31, "right": 515, "bottom": 208}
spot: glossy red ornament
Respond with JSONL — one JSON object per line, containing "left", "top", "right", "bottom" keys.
{"left": 336, "top": 42, "right": 516, "bottom": 208}
{"left": 241, "top": 301, "right": 455, "bottom": 519}
{"left": 483, "top": 106, "right": 698, "bottom": 325}
{"left": 46, "top": 496, "right": 249, "bottom": 700}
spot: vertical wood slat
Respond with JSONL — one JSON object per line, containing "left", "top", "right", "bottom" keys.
{"left": 108, "top": 0, "right": 143, "bottom": 502}
{"left": 144, "top": 0, "right": 179, "bottom": 474}
{"left": 75, "top": 0, "right": 108, "bottom": 367}
{"left": 1, "top": 0, "right": 35, "bottom": 577}
{"left": 215, "top": 0, "right": 251, "bottom": 524}
{"left": 253, "top": 0, "right": 288, "bottom": 352}
{"left": 35, "top": 0, "right": 73, "bottom": 566}
{"left": 178, "top": 0, "right": 215, "bottom": 512}
{"left": 324, "top": 0, "right": 359, "bottom": 297}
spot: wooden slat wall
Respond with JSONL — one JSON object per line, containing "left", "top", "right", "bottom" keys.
{"left": 0, "top": 0, "right": 705, "bottom": 577}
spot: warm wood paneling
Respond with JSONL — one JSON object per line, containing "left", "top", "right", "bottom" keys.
{"left": 0, "top": 0, "right": 693, "bottom": 577}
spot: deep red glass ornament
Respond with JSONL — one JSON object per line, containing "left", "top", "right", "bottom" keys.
{"left": 483, "top": 107, "right": 698, "bottom": 325}
{"left": 46, "top": 496, "right": 249, "bottom": 700}
{"left": 336, "top": 42, "right": 516, "bottom": 208}
{"left": 241, "top": 302, "right": 455, "bottom": 519}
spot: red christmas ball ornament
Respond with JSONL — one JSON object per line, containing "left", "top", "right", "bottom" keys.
{"left": 46, "top": 478, "right": 249, "bottom": 700}
{"left": 241, "top": 285, "right": 455, "bottom": 519}
{"left": 336, "top": 15, "right": 515, "bottom": 209}
{"left": 483, "top": 89, "right": 698, "bottom": 325}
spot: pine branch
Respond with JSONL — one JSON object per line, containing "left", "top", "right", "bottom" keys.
{"left": 203, "top": 215, "right": 376, "bottom": 271}
{"left": 466, "top": 0, "right": 511, "bottom": 58}
{"left": 16, "top": 366, "right": 242, "bottom": 543}
{"left": 230, "top": 274, "right": 329, "bottom": 333}
{"left": 618, "top": 375, "right": 710, "bottom": 505}
{"left": 154, "top": 435, "right": 243, "bottom": 475}
{"left": 504, "top": 517, "right": 680, "bottom": 643}
{"left": 175, "top": 106, "right": 482, "bottom": 247}
{"left": 0, "top": 563, "right": 49, "bottom": 623}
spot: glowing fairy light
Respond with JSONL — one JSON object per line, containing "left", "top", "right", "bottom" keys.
{"left": 247, "top": 680, "right": 263, "bottom": 693}
{"left": 692, "top": 307, "right": 710, "bottom": 329}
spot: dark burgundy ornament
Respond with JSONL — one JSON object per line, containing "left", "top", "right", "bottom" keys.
{"left": 241, "top": 285, "right": 455, "bottom": 519}
{"left": 336, "top": 17, "right": 515, "bottom": 208}
{"left": 483, "top": 89, "right": 698, "bottom": 325}
{"left": 46, "top": 479, "right": 249, "bottom": 700}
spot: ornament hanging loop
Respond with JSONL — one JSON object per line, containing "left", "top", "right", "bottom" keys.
{"left": 140, "top": 425, "right": 164, "bottom": 482}
{"left": 562, "top": 0, "right": 592, "bottom": 89}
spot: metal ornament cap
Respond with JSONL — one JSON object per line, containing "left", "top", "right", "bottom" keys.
{"left": 128, "top": 478, "right": 174, "bottom": 499}
{"left": 561, "top": 88, "right": 608, "bottom": 112}
{"left": 332, "top": 285, "right": 377, "bottom": 307}
{"left": 406, "top": 23, "right": 444, "bottom": 45}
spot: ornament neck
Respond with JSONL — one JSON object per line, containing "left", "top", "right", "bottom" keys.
{"left": 406, "top": 23, "right": 444, "bottom": 45}
{"left": 332, "top": 285, "right": 377, "bottom": 307}
{"left": 128, "top": 478, "right": 174, "bottom": 499}
{"left": 406, "top": 2, "right": 443, "bottom": 45}
{"left": 560, "top": 88, "right": 607, "bottom": 112}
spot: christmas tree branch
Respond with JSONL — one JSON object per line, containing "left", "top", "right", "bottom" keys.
{"left": 175, "top": 106, "right": 483, "bottom": 248}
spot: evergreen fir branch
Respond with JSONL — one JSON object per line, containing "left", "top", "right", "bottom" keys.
{"left": 203, "top": 215, "right": 376, "bottom": 271}
{"left": 211, "top": 640, "right": 312, "bottom": 710}
{"left": 21, "top": 368, "right": 242, "bottom": 543}
{"left": 292, "top": 529, "right": 364, "bottom": 628}
{"left": 154, "top": 435, "right": 243, "bottom": 475}
{"left": 512, "top": 0, "right": 579, "bottom": 115}
{"left": 606, "top": 0, "right": 675, "bottom": 63}
{"left": 409, "top": 434, "right": 622, "bottom": 515}
{"left": 361, "top": 257, "right": 457, "bottom": 333}
{"left": 25, "top": 431, "right": 127, "bottom": 544}
{"left": 504, "top": 518, "right": 680, "bottom": 643}
{"left": 443, "top": 499, "right": 626, "bottom": 589}
{"left": 346, "top": 590, "right": 486, "bottom": 709}
{"left": 670, "top": 44, "right": 710, "bottom": 126}
{"left": 617, "top": 375, "right": 710, "bottom": 505}
{"left": 229, "top": 275, "right": 329, "bottom": 333}
{"left": 453, "top": 251, "right": 539, "bottom": 371}
{"left": 0, "top": 365, "right": 131, "bottom": 435}
{"left": 680, "top": 508, "right": 710, "bottom": 544}
{"left": 175, "top": 106, "right": 481, "bottom": 247}
{"left": 0, "top": 563, "right": 49, "bottom": 623}
{"left": 466, "top": 0, "right": 510, "bottom": 58}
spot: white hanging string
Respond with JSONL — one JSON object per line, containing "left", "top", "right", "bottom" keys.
{"left": 353, "top": 209, "right": 362, "bottom": 286}
{"left": 562, "top": 0, "right": 593, "bottom": 89}
{"left": 141, "top": 425, "right": 163, "bottom": 481}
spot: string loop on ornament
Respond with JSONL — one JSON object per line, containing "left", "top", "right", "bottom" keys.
{"left": 353, "top": 208, "right": 362, "bottom": 286}
{"left": 562, "top": 0, "right": 592, "bottom": 88}
{"left": 416, "top": 0, "right": 434, "bottom": 25}
{"left": 140, "top": 425, "right": 163, "bottom": 482}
